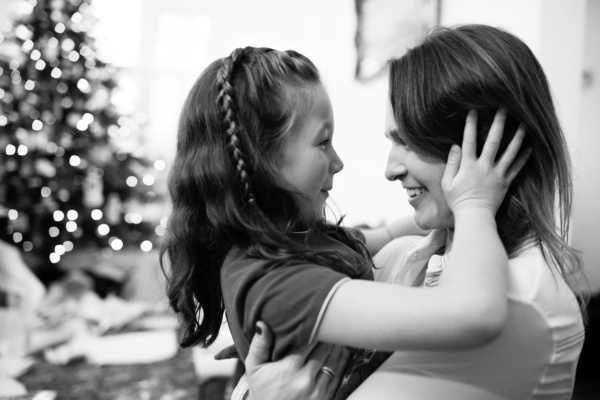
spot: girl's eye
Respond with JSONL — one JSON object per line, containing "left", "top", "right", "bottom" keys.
{"left": 320, "top": 139, "right": 331, "bottom": 147}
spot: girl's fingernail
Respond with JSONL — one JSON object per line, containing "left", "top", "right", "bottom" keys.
{"left": 255, "top": 323, "right": 263, "bottom": 335}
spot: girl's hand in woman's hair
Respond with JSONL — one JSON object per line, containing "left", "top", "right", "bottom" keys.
{"left": 245, "top": 321, "right": 349, "bottom": 400}
{"left": 442, "top": 109, "right": 531, "bottom": 216}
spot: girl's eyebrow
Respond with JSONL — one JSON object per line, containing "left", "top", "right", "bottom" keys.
{"left": 320, "top": 122, "right": 334, "bottom": 136}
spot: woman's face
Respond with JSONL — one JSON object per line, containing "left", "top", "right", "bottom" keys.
{"left": 384, "top": 100, "right": 454, "bottom": 230}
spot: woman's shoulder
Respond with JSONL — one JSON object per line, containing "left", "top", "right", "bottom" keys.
{"left": 507, "top": 244, "right": 551, "bottom": 295}
{"left": 507, "top": 244, "right": 582, "bottom": 319}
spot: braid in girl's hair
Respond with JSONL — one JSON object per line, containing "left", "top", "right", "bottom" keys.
{"left": 216, "top": 48, "right": 256, "bottom": 205}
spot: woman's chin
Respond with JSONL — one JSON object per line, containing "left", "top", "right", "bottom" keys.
{"left": 413, "top": 216, "right": 434, "bottom": 231}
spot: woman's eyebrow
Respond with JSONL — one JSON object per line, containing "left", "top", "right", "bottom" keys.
{"left": 384, "top": 129, "right": 399, "bottom": 139}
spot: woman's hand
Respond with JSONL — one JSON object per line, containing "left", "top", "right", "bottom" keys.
{"left": 442, "top": 109, "right": 530, "bottom": 215}
{"left": 244, "top": 321, "right": 349, "bottom": 400}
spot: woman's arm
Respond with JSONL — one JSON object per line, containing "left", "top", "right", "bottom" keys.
{"left": 317, "top": 110, "right": 530, "bottom": 351}
{"left": 360, "top": 215, "right": 429, "bottom": 255}
{"left": 241, "top": 322, "right": 348, "bottom": 400}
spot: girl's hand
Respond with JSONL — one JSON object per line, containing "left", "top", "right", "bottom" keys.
{"left": 245, "top": 321, "right": 348, "bottom": 400}
{"left": 442, "top": 109, "right": 530, "bottom": 215}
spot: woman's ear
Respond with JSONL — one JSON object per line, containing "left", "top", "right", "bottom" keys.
{"left": 473, "top": 109, "right": 520, "bottom": 160}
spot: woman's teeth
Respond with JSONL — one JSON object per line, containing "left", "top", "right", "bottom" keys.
{"left": 407, "top": 187, "right": 425, "bottom": 198}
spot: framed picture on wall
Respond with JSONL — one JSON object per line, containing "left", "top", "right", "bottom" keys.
{"left": 355, "top": 0, "right": 440, "bottom": 81}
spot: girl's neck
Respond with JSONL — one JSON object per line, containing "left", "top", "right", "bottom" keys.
{"left": 291, "top": 226, "right": 312, "bottom": 234}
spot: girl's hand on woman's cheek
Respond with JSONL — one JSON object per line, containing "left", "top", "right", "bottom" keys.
{"left": 442, "top": 109, "right": 531, "bottom": 216}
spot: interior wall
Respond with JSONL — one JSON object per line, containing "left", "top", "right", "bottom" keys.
{"left": 572, "top": 0, "right": 600, "bottom": 293}
{"left": 441, "top": 0, "right": 543, "bottom": 51}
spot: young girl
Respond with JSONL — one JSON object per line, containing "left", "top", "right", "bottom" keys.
{"left": 160, "top": 46, "right": 528, "bottom": 399}
{"left": 241, "top": 25, "right": 588, "bottom": 400}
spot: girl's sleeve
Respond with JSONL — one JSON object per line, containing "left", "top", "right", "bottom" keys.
{"left": 240, "top": 261, "right": 349, "bottom": 360}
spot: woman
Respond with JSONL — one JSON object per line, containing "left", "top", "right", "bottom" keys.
{"left": 238, "top": 24, "right": 588, "bottom": 400}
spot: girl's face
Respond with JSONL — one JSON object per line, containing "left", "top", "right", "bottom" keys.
{"left": 276, "top": 86, "right": 343, "bottom": 224}
{"left": 384, "top": 100, "right": 454, "bottom": 230}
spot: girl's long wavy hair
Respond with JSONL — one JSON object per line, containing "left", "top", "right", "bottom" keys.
{"left": 160, "top": 47, "right": 370, "bottom": 348}
{"left": 388, "top": 24, "right": 589, "bottom": 315}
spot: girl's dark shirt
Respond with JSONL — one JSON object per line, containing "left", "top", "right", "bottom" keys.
{"left": 220, "top": 228, "right": 391, "bottom": 399}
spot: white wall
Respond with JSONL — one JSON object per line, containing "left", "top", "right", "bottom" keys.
{"left": 572, "top": 0, "right": 600, "bottom": 293}
{"left": 441, "top": 0, "right": 543, "bottom": 50}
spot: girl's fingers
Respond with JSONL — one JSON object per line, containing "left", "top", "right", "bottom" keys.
{"left": 496, "top": 123, "right": 526, "bottom": 175}
{"left": 461, "top": 109, "right": 479, "bottom": 158}
{"left": 505, "top": 147, "right": 532, "bottom": 183}
{"left": 479, "top": 109, "right": 507, "bottom": 162}
{"left": 442, "top": 145, "right": 462, "bottom": 188}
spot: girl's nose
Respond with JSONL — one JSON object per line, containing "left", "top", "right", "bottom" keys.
{"left": 385, "top": 147, "right": 407, "bottom": 181}
{"left": 331, "top": 148, "right": 344, "bottom": 174}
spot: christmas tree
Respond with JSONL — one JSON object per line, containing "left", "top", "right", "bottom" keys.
{"left": 0, "top": 0, "right": 162, "bottom": 272}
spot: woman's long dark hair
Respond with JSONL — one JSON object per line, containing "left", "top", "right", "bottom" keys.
{"left": 161, "top": 47, "right": 370, "bottom": 348}
{"left": 388, "top": 24, "right": 588, "bottom": 314}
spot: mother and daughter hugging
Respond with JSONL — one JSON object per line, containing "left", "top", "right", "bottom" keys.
{"left": 160, "top": 24, "right": 588, "bottom": 400}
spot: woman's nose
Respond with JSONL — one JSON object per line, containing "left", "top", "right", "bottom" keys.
{"left": 385, "top": 147, "right": 407, "bottom": 181}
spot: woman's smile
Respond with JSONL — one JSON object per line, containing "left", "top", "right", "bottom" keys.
{"left": 406, "top": 186, "right": 426, "bottom": 200}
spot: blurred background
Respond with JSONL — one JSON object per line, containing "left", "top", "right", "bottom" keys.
{"left": 0, "top": 0, "right": 598, "bottom": 399}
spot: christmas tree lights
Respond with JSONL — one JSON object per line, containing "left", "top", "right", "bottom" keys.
{"left": 0, "top": 0, "right": 163, "bottom": 268}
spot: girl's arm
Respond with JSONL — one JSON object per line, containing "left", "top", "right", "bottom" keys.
{"left": 360, "top": 215, "right": 429, "bottom": 255}
{"left": 317, "top": 110, "right": 530, "bottom": 351}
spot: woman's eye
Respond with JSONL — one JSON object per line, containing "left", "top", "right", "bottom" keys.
{"left": 395, "top": 137, "right": 408, "bottom": 147}
{"left": 389, "top": 132, "right": 407, "bottom": 147}
{"left": 320, "top": 139, "right": 331, "bottom": 147}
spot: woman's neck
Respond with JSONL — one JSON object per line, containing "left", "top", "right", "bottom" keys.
{"left": 444, "top": 228, "right": 454, "bottom": 254}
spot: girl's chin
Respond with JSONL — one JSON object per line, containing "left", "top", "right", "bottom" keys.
{"left": 298, "top": 210, "right": 323, "bottom": 226}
